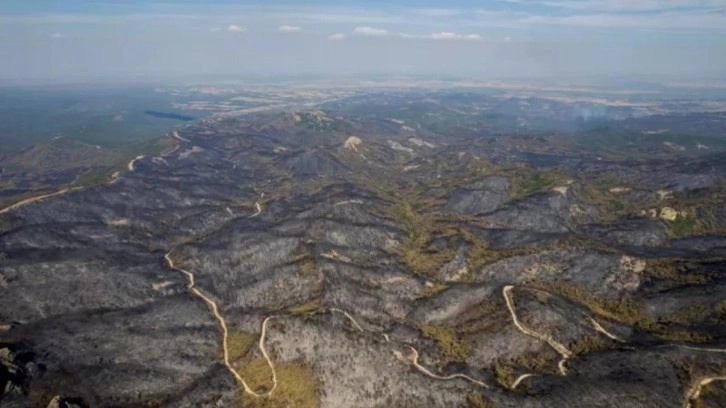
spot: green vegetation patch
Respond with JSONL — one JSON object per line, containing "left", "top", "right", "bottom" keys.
{"left": 72, "top": 166, "right": 119, "bottom": 187}
{"left": 510, "top": 168, "right": 559, "bottom": 197}
{"left": 667, "top": 212, "right": 698, "bottom": 238}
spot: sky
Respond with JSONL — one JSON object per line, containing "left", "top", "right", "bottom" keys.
{"left": 0, "top": 0, "right": 725, "bottom": 82}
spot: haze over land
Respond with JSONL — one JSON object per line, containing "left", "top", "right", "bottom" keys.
{"left": 1, "top": 0, "right": 726, "bottom": 81}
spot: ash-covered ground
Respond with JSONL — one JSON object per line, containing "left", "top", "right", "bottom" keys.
{"left": 2, "top": 97, "right": 726, "bottom": 408}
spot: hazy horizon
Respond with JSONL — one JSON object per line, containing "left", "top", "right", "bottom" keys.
{"left": 1, "top": 0, "right": 725, "bottom": 82}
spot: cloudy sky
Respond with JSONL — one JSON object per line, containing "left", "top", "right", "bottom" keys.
{"left": 1, "top": 0, "right": 724, "bottom": 81}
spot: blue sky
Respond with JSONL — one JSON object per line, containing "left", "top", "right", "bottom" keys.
{"left": 1, "top": 0, "right": 724, "bottom": 81}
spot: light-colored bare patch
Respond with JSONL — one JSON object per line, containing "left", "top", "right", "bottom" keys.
{"left": 446, "top": 265, "right": 469, "bottom": 282}
{"left": 171, "top": 130, "right": 190, "bottom": 143}
{"left": 408, "top": 137, "right": 436, "bottom": 148}
{"left": 387, "top": 140, "right": 414, "bottom": 153}
{"left": 383, "top": 276, "right": 408, "bottom": 284}
{"left": 152, "top": 281, "right": 175, "bottom": 291}
{"left": 384, "top": 238, "right": 400, "bottom": 252}
{"left": 127, "top": 155, "right": 144, "bottom": 171}
{"left": 107, "top": 218, "right": 130, "bottom": 226}
{"left": 152, "top": 157, "right": 168, "bottom": 166}
{"left": 663, "top": 141, "right": 685, "bottom": 151}
{"left": 552, "top": 186, "right": 568, "bottom": 196}
{"left": 604, "top": 256, "right": 645, "bottom": 292}
{"left": 569, "top": 204, "right": 585, "bottom": 216}
{"left": 321, "top": 250, "right": 352, "bottom": 263}
{"left": 522, "top": 261, "right": 561, "bottom": 281}
{"left": 179, "top": 146, "right": 204, "bottom": 159}
{"left": 609, "top": 187, "right": 631, "bottom": 193}
{"left": 273, "top": 146, "right": 289, "bottom": 153}
{"left": 657, "top": 190, "right": 673, "bottom": 200}
{"left": 620, "top": 255, "right": 647, "bottom": 274}
{"left": 403, "top": 165, "right": 420, "bottom": 171}
{"left": 344, "top": 136, "right": 362, "bottom": 152}
{"left": 659, "top": 207, "right": 679, "bottom": 221}
{"left": 334, "top": 199, "right": 363, "bottom": 207}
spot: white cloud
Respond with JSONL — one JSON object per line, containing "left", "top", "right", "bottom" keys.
{"left": 279, "top": 25, "right": 302, "bottom": 33}
{"left": 353, "top": 26, "right": 389, "bottom": 36}
{"left": 209, "top": 27, "right": 222, "bottom": 32}
{"left": 327, "top": 33, "right": 345, "bottom": 40}
{"left": 49, "top": 32, "right": 65, "bottom": 39}
{"left": 227, "top": 24, "right": 246, "bottom": 32}
{"left": 430, "top": 32, "right": 481, "bottom": 40}
{"left": 400, "top": 32, "right": 482, "bottom": 41}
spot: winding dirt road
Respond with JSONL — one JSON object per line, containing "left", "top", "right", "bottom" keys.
{"left": 328, "top": 307, "right": 364, "bottom": 332}
{"left": 406, "top": 346, "right": 490, "bottom": 388}
{"left": 127, "top": 155, "right": 145, "bottom": 171}
{"left": 503, "top": 285, "right": 572, "bottom": 375}
{"left": 683, "top": 376, "right": 726, "bottom": 408}
{"left": 511, "top": 373, "right": 535, "bottom": 390}
{"left": 164, "top": 252, "right": 278, "bottom": 397}
{"left": 249, "top": 193, "right": 264, "bottom": 218}
{"left": 589, "top": 318, "right": 625, "bottom": 342}
{"left": 171, "top": 130, "right": 190, "bottom": 143}
{"left": 0, "top": 187, "right": 82, "bottom": 215}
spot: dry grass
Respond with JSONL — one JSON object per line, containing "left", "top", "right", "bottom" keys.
{"left": 298, "top": 259, "right": 318, "bottom": 276}
{"left": 288, "top": 299, "right": 321, "bottom": 315}
{"left": 237, "top": 358, "right": 275, "bottom": 395}
{"left": 534, "top": 281, "right": 711, "bottom": 343}
{"left": 421, "top": 324, "right": 470, "bottom": 362}
{"left": 467, "top": 393, "right": 498, "bottom": 408}
{"left": 228, "top": 331, "right": 256, "bottom": 362}
{"left": 416, "top": 282, "right": 449, "bottom": 299}
{"left": 493, "top": 363, "right": 515, "bottom": 389}
{"left": 239, "top": 360, "right": 319, "bottom": 408}
{"left": 569, "top": 334, "right": 610, "bottom": 356}
{"left": 388, "top": 201, "right": 456, "bottom": 277}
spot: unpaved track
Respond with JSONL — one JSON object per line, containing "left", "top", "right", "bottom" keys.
{"left": 1, "top": 188, "right": 75, "bottom": 215}
{"left": 171, "top": 130, "right": 190, "bottom": 143}
{"left": 683, "top": 376, "right": 726, "bottom": 408}
{"left": 503, "top": 285, "right": 572, "bottom": 375}
{"left": 127, "top": 155, "right": 145, "bottom": 171}
{"left": 328, "top": 307, "right": 364, "bottom": 331}
{"left": 406, "top": 346, "right": 489, "bottom": 388}
{"left": 250, "top": 193, "right": 264, "bottom": 218}
{"left": 511, "top": 373, "right": 534, "bottom": 389}
{"left": 589, "top": 318, "right": 625, "bottom": 342}
{"left": 164, "top": 252, "right": 277, "bottom": 397}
